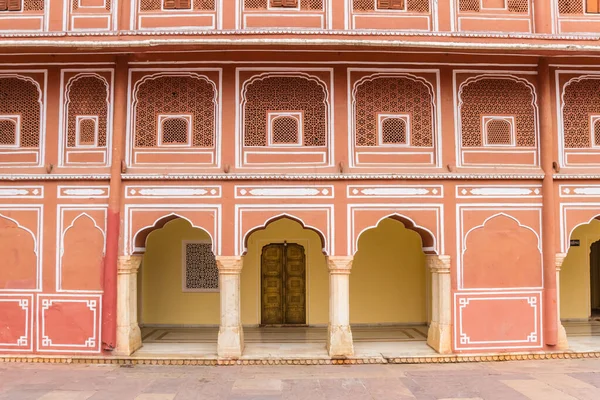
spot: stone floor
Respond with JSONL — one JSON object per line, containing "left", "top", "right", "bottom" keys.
{"left": 3, "top": 358, "right": 600, "bottom": 399}
{"left": 135, "top": 322, "right": 600, "bottom": 360}
{"left": 137, "top": 325, "right": 434, "bottom": 359}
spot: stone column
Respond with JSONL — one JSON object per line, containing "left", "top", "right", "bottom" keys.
{"left": 114, "top": 255, "right": 143, "bottom": 356}
{"left": 426, "top": 255, "right": 452, "bottom": 354}
{"left": 556, "top": 252, "right": 569, "bottom": 350}
{"left": 327, "top": 256, "right": 354, "bottom": 357}
{"left": 216, "top": 256, "right": 244, "bottom": 358}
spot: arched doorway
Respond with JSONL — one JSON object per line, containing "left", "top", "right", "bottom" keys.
{"left": 241, "top": 217, "right": 329, "bottom": 356}
{"left": 350, "top": 217, "right": 435, "bottom": 356}
{"left": 561, "top": 218, "right": 600, "bottom": 350}
{"left": 135, "top": 217, "right": 219, "bottom": 357}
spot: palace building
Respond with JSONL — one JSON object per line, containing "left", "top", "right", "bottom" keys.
{"left": 1, "top": 0, "right": 600, "bottom": 362}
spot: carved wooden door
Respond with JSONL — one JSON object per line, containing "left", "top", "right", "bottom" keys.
{"left": 261, "top": 243, "right": 306, "bottom": 325}
{"left": 591, "top": 241, "right": 600, "bottom": 315}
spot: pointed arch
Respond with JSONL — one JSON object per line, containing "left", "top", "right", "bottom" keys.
{"left": 567, "top": 214, "right": 600, "bottom": 253}
{"left": 242, "top": 213, "right": 328, "bottom": 256}
{"left": 0, "top": 214, "right": 38, "bottom": 290}
{"left": 354, "top": 213, "right": 437, "bottom": 256}
{"left": 132, "top": 213, "right": 215, "bottom": 255}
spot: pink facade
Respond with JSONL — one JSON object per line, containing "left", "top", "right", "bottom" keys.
{"left": 0, "top": 0, "right": 599, "bottom": 360}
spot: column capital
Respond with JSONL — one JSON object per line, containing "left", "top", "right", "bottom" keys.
{"left": 117, "top": 255, "right": 143, "bottom": 274}
{"left": 216, "top": 256, "right": 243, "bottom": 274}
{"left": 555, "top": 252, "right": 568, "bottom": 272}
{"left": 427, "top": 254, "right": 451, "bottom": 274}
{"left": 327, "top": 256, "right": 353, "bottom": 274}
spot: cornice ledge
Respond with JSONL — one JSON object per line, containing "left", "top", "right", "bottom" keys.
{"left": 0, "top": 174, "right": 111, "bottom": 181}
{"left": 1, "top": 29, "right": 600, "bottom": 42}
{"left": 121, "top": 173, "right": 545, "bottom": 180}
{"left": 553, "top": 174, "right": 600, "bottom": 179}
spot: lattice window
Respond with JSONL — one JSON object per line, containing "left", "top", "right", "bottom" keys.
{"left": 0, "top": 119, "right": 17, "bottom": 146}
{"left": 0, "top": 77, "right": 40, "bottom": 148}
{"left": 460, "top": 78, "right": 536, "bottom": 148}
{"left": 587, "top": 0, "right": 600, "bottom": 13}
{"left": 354, "top": 76, "right": 433, "bottom": 147}
{"left": 183, "top": 242, "right": 218, "bottom": 292}
{"left": 594, "top": 119, "right": 600, "bottom": 146}
{"left": 270, "top": 115, "right": 300, "bottom": 145}
{"left": 77, "top": 117, "right": 97, "bottom": 146}
{"left": 380, "top": 117, "right": 408, "bottom": 145}
{"left": 459, "top": 0, "right": 528, "bottom": 12}
{"left": 245, "top": 0, "right": 323, "bottom": 10}
{"left": 270, "top": 0, "right": 298, "bottom": 7}
{"left": 66, "top": 75, "right": 108, "bottom": 148}
{"left": 484, "top": 118, "right": 514, "bottom": 146}
{"left": 562, "top": 78, "right": 600, "bottom": 148}
{"left": 72, "top": 0, "right": 112, "bottom": 11}
{"left": 134, "top": 75, "right": 216, "bottom": 148}
{"left": 243, "top": 76, "right": 327, "bottom": 147}
{"left": 139, "top": 0, "right": 215, "bottom": 11}
{"left": 558, "top": 0, "right": 584, "bottom": 14}
{"left": 354, "top": 0, "right": 429, "bottom": 12}
{"left": 0, "top": 0, "right": 21, "bottom": 11}
{"left": 160, "top": 116, "right": 191, "bottom": 145}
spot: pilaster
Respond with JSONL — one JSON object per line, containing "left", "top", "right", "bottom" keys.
{"left": 114, "top": 255, "right": 143, "bottom": 356}
{"left": 216, "top": 256, "right": 244, "bottom": 359}
{"left": 555, "top": 252, "right": 569, "bottom": 350}
{"left": 327, "top": 256, "right": 354, "bottom": 358}
{"left": 426, "top": 254, "right": 452, "bottom": 354}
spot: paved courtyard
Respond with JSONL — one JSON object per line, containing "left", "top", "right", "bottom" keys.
{"left": 2, "top": 358, "right": 600, "bottom": 399}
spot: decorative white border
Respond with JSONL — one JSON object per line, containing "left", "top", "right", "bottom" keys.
{"left": 55, "top": 205, "right": 107, "bottom": 293}
{"left": 181, "top": 239, "right": 219, "bottom": 293}
{"left": 0, "top": 186, "right": 44, "bottom": 199}
{"left": 126, "top": 68, "right": 222, "bottom": 169}
{"left": 157, "top": 114, "right": 193, "bottom": 147}
{"left": 236, "top": 68, "right": 334, "bottom": 169}
{"left": 235, "top": 185, "right": 334, "bottom": 199}
{"left": 348, "top": 70, "right": 441, "bottom": 168}
{"left": 456, "top": 184, "right": 542, "bottom": 198}
{"left": 0, "top": 294, "right": 34, "bottom": 352}
{"left": 347, "top": 204, "right": 443, "bottom": 256}
{"left": 347, "top": 184, "right": 443, "bottom": 198}
{"left": 556, "top": 71, "right": 600, "bottom": 168}
{"left": 124, "top": 204, "right": 221, "bottom": 256}
{"left": 456, "top": 204, "right": 543, "bottom": 290}
{"left": 0, "top": 205, "right": 43, "bottom": 292}
{"left": 57, "top": 185, "right": 110, "bottom": 199}
{"left": 125, "top": 185, "right": 221, "bottom": 199}
{"left": 0, "top": 115, "right": 20, "bottom": 148}
{"left": 58, "top": 69, "right": 114, "bottom": 168}
{"left": 454, "top": 290, "right": 542, "bottom": 351}
{"left": 63, "top": 0, "right": 118, "bottom": 31}
{"left": 234, "top": 204, "right": 334, "bottom": 256}
{"left": 452, "top": 0, "right": 534, "bottom": 33}
{"left": 37, "top": 294, "right": 102, "bottom": 353}
{"left": 482, "top": 115, "right": 516, "bottom": 147}
{"left": 0, "top": 71, "right": 47, "bottom": 169}
{"left": 454, "top": 71, "right": 540, "bottom": 168}
{"left": 0, "top": 0, "right": 49, "bottom": 32}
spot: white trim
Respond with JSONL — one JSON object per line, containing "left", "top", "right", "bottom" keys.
{"left": 0, "top": 115, "right": 20, "bottom": 148}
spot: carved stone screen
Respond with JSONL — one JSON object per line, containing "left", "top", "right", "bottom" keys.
{"left": 184, "top": 242, "right": 218, "bottom": 291}
{"left": 66, "top": 76, "right": 108, "bottom": 148}
{"left": 0, "top": 77, "right": 40, "bottom": 149}
{"left": 562, "top": 78, "right": 600, "bottom": 148}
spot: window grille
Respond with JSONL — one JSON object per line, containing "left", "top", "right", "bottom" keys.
{"left": 459, "top": 0, "right": 528, "bottom": 12}
{"left": 381, "top": 117, "right": 407, "bottom": 144}
{"left": 183, "top": 242, "right": 219, "bottom": 292}
{"left": 0, "top": 119, "right": 17, "bottom": 146}
{"left": 161, "top": 117, "right": 190, "bottom": 145}
{"left": 72, "top": 0, "right": 111, "bottom": 11}
{"left": 0, "top": 0, "right": 21, "bottom": 11}
{"left": 0, "top": 77, "right": 40, "bottom": 149}
{"left": 77, "top": 118, "right": 97, "bottom": 146}
{"left": 594, "top": 119, "right": 600, "bottom": 146}
{"left": 562, "top": 78, "right": 600, "bottom": 148}
{"left": 353, "top": 0, "right": 429, "bottom": 12}
{"left": 271, "top": 116, "right": 300, "bottom": 144}
{"left": 485, "top": 118, "right": 513, "bottom": 146}
{"left": 66, "top": 75, "right": 108, "bottom": 149}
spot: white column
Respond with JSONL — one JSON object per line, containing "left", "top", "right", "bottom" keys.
{"left": 426, "top": 254, "right": 452, "bottom": 354}
{"left": 556, "top": 252, "right": 569, "bottom": 350}
{"left": 327, "top": 256, "right": 354, "bottom": 357}
{"left": 216, "top": 256, "right": 244, "bottom": 359}
{"left": 114, "top": 255, "right": 143, "bottom": 356}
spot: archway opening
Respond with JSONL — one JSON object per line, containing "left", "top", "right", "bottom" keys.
{"left": 135, "top": 217, "right": 218, "bottom": 357}
{"left": 351, "top": 217, "right": 435, "bottom": 356}
{"left": 241, "top": 217, "right": 329, "bottom": 357}
{"left": 561, "top": 217, "right": 600, "bottom": 351}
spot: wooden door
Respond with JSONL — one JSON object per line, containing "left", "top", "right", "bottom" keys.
{"left": 261, "top": 243, "right": 306, "bottom": 325}
{"left": 591, "top": 241, "right": 600, "bottom": 315}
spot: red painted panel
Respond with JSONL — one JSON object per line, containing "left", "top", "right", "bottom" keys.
{"left": 0, "top": 216, "right": 37, "bottom": 290}
{"left": 455, "top": 292, "right": 541, "bottom": 351}
{"left": 61, "top": 216, "right": 104, "bottom": 291}
{"left": 0, "top": 295, "right": 33, "bottom": 352}
{"left": 38, "top": 295, "right": 101, "bottom": 353}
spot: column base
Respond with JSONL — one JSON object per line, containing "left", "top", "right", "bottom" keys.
{"left": 218, "top": 325, "right": 244, "bottom": 359}
{"left": 556, "top": 323, "right": 569, "bottom": 351}
{"left": 114, "top": 324, "right": 142, "bottom": 356}
{"left": 327, "top": 324, "right": 354, "bottom": 357}
{"left": 427, "top": 322, "right": 452, "bottom": 354}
